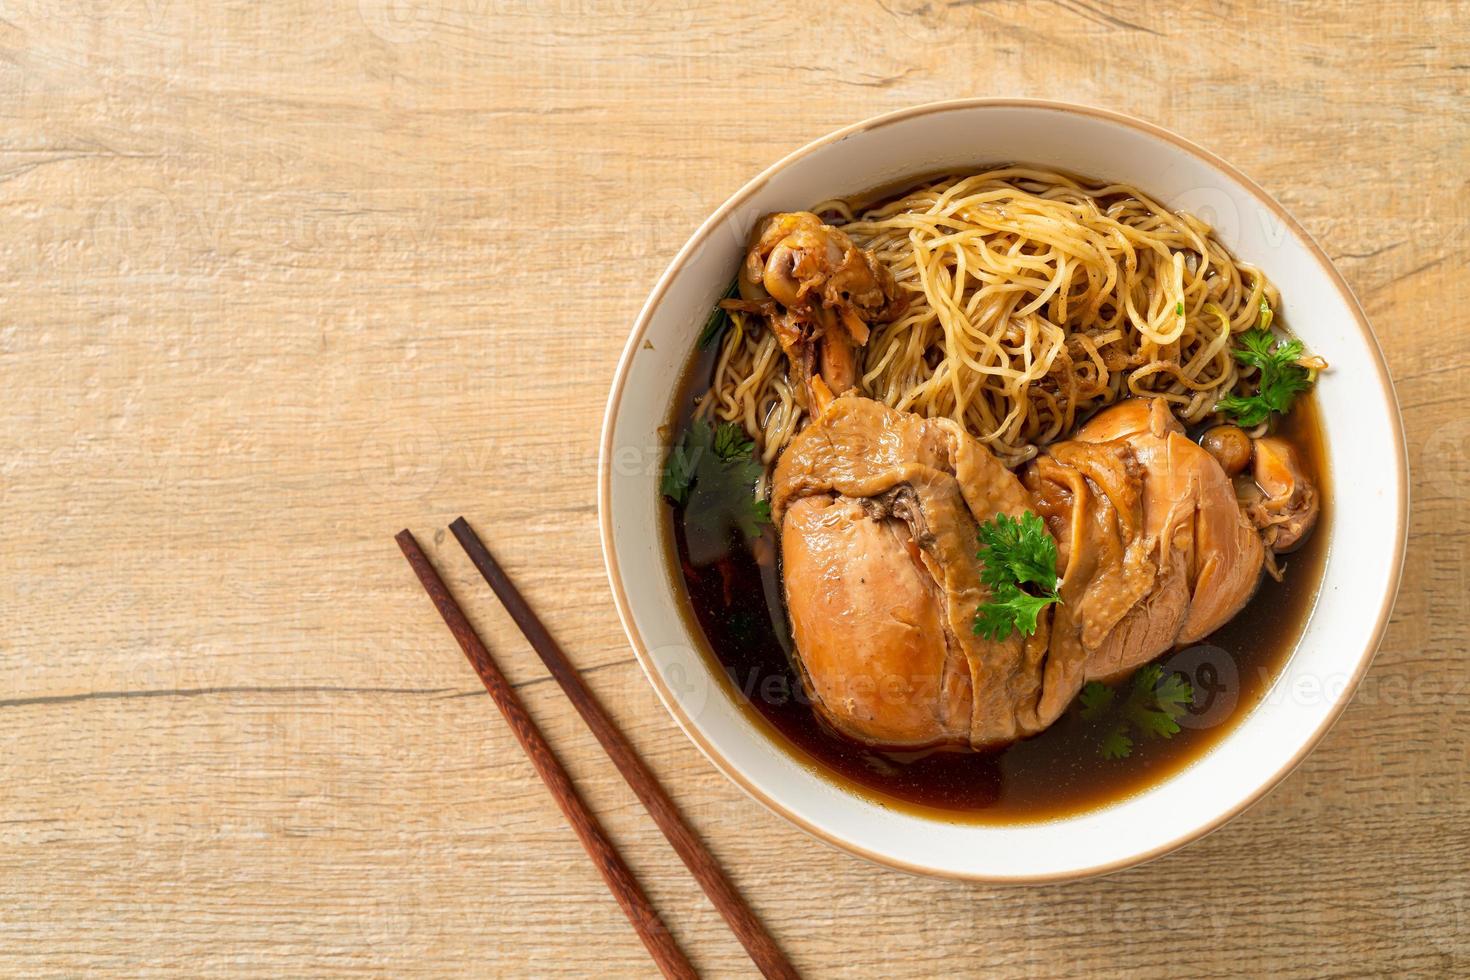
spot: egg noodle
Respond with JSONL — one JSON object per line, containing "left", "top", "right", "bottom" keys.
{"left": 695, "top": 166, "right": 1277, "bottom": 468}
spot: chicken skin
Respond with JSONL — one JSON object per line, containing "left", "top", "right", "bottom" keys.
{"left": 774, "top": 395, "right": 1286, "bottom": 749}
{"left": 722, "top": 211, "right": 905, "bottom": 410}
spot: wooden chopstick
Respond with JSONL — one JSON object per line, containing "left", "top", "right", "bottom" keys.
{"left": 448, "top": 517, "right": 800, "bottom": 980}
{"left": 394, "top": 529, "right": 696, "bottom": 980}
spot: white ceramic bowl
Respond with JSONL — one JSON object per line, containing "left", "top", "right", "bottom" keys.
{"left": 599, "top": 100, "right": 1407, "bottom": 881}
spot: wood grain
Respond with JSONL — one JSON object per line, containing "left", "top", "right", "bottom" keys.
{"left": 1, "top": 0, "right": 1466, "bottom": 976}
{"left": 395, "top": 528, "right": 695, "bottom": 979}
{"left": 449, "top": 517, "right": 798, "bottom": 979}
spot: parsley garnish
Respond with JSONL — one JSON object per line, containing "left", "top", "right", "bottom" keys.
{"left": 1214, "top": 303, "right": 1314, "bottom": 427}
{"left": 972, "top": 512, "right": 1061, "bottom": 641}
{"left": 973, "top": 589, "right": 1059, "bottom": 642}
{"left": 697, "top": 279, "right": 741, "bottom": 349}
{"left": 659, "top": 424, "right": 704, "bottom": 505}
{"left": 712, "top": 422, "right": 755, "bottom": 461}
{"left": 661, "top": 419, "right": 770, "bottom": 539}
{"left": 1079, "top": 664, "right": 1194, "bottom": 759}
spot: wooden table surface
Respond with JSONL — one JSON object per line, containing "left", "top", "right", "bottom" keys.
{"left": 3, "top": 1, "right": 1467, "bottom": 976}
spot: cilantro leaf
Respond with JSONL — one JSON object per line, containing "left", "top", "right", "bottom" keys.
{"left": 1131, "top": 705, "right": 1183, "bottom": 740}
{"left": 972, "top": 584, "right": 1058, "bottom": 641}
{"left": 1121, "top": 665, "right": 1193, "bottom": 741}
{"left": 972, "top": 605, "right": 1016, "bottom": 643}
{"left": 1154, "top": 670, "right": 1194, "bottom": 718}
{"left": 977, "top": 512, "right": 1060, "bottom": 592}
{"left": 734, "top": 497, "right": 772, "bottom": 541}
{"left": 972, "top": 512, "right": 1062, "bottom": 640}
{"left": 1077, "top": 664, "right": 1195, "bottom": 760}
{"left": 697, "top": 279, "right": 741, "bottom": 349}
{"left": 1215, "top": 391, "right": 1273, "bottom": 428}
{"left": 972, "top": 584, "right": 1059, "bottom": 642}
{"left": 712, "top": 422, "right": 755, "bottom": 462}
{"left": 659, "top": 420, "right": 711, "bottom": 505}
{"left": 1078, "top": 681, "right": 1114, "bottom": 721}
{"left": 1100, "top": 726, "right": 1133, "bottom": 760}
{"left": 1131, "top": 663, "right": 1163, "bottom": 690}
{"left": 662, "top": 419, "right": 771, "bottom": 546}
{"left": 1214, "top": 321, "right": 1315, "bottom": 426}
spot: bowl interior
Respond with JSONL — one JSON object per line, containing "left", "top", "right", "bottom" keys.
{"left": 600, "top": 101, "right": 1405, "bottom": 881}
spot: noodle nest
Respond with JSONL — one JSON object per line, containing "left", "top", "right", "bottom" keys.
{"left": 696, "top": 166, "right": 1277, "bottom": 468}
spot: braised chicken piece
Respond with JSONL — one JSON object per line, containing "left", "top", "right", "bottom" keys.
{"left": 723, "top": 212, "right": 905, "bottom": 410}
{"left": 1238, "top": 436, "right": 1320, "bottom": 553}
{"left": 1026, "top": 399, "right": 1266, "bottom": 703}
{"left": 772, "top": 396, "right": 1038, "bottom": 747}
{"left": 773, "top": 395, "right": 1284, "bottom": 750}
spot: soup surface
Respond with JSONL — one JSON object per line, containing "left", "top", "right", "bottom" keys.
{"left": 663, "top": 345, "right": 1329, "bottom": 824}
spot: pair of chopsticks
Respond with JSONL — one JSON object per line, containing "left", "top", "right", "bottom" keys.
{"left": 396, "top": 518, "right": 798, "bottom": 980}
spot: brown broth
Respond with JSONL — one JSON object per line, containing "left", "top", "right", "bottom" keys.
{"left": 662, "top": 345, "right": 1330, "bottom": 825}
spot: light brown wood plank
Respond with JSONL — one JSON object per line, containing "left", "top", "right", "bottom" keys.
{"left": 2, "top": 0, "right": 1466, "bottom": 975}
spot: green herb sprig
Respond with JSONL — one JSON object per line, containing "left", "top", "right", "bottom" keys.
{"left": 1214, "top": 301, "right": 1314, "bottom": 427}
{"left": 697, "top": 279, "right": 742, "bottom": 349}
{"left": 972, "top": 512, "right": 1062, "bottom": 641}
{"left": 660, "top": 419, "right": 770, "bottom": 538}
{"left": 1079, "top": 664, "right": 1194, "bottom": 759}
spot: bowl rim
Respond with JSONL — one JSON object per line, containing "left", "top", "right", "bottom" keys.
{"left": 597, "top": 97, "right": 1409, "bottom": 882}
